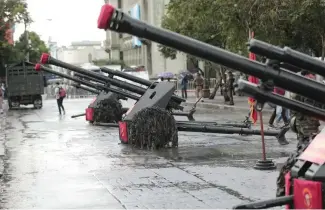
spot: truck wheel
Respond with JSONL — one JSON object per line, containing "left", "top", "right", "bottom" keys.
{"left": 8, "top": 99, "right": 12, "bottom": 110}
{"left": 33, "top": 98, "right": 42, "bottom": 109}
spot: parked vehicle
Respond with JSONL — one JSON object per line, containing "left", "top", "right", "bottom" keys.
{"left": 6, "top": 61, "right": 46, "bottom": 109}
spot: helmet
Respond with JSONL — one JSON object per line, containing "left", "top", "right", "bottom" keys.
{"left": 290, "top": 117, "right": 297, "bottom": 133}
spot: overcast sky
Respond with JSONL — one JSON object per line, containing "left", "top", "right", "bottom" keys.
{"left": 14, "top": 0, "right": 106, "bottom": 46}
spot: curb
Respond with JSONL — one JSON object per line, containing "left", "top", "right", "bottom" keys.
{"left": 183, "top": 101, "right": 274, "bottom": 112}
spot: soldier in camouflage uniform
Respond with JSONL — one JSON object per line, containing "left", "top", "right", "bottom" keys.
{"left": 276, "top": 70, "right": 320, "bottom": 197}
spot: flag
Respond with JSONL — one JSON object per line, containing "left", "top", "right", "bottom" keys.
{"left": 248, "top": 31, "right": 258, "bottom": 124}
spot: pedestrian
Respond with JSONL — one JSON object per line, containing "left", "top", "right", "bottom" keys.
{"left": 0, "top": 86, "right": 3, "bottom": 114}
{"left": 193, "top": 72, "right": 204, "bottom": 102}
{"left": 276, "top": 70, "right": 320, "bottom": 197}
{"left": 54, "top": 82, "right": 66, "bottom": 115}
{"left": 224, "top": 71, "right": 235, "bottom": 105}
{"left": 181, "top": 75, "right": 188, "bottom": 99}
{"left": 1, "top": 83, "right": 5, "bottom": 99}
{"left": 268, "top": 86, "right": 289, "bottom": 128}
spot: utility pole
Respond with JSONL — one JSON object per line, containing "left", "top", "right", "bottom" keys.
{"left": 23, "top": 1, "right": 29, "bottom": 62}
{"left": 24, "top": 21, "right": 29, "bottom": 62}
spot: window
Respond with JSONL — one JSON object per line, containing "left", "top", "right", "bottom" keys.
{"left": 117, "top": 0, "right": 122, "bottom": 9}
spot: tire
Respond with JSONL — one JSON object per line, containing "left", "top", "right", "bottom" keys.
{"left": 33, "top": 97, "right": 42, "bottom": 109}
{"left": 8, "top": 99, "right": 12, "bottom": 110}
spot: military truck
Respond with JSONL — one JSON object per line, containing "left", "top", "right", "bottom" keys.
{"left": 6, "top": 61, "right": 45, "bottom": 109}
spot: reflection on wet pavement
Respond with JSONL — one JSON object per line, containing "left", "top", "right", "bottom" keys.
{"left": 0, "top": 99, "right": 295, "bottom": 209}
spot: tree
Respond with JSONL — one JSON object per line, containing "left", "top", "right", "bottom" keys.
{"left": 284, "top": 0, "right": 325, "bottom": 58}
{"left": 0, "top": 0, "right": 31, "bottom": 76}
{"left": 160, "top": 0, "right": 226, "bottom": 58}
{"left": 13, "top": 31, "right": 49, "bottom": 63}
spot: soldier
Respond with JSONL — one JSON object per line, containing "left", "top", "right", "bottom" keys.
{"left": 276, "top": 70, "right": 320, "bottom": 197}
{"left": 224, "top": 71, "right": 235, "bottom": 105}
{"left": 193, "top": 73, "right": 204, "bottom": 101}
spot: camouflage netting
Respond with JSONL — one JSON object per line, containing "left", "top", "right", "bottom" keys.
{"left": 276, "top": 135, "right": 315, "bottom": 197}
{"left": 128, "top": 107, "right": 178, "bottom": 150}
{"left": 92, "top": 98, "right": 124, "bottom": 123}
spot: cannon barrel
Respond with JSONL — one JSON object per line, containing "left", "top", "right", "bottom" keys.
{"left": 35, "top": 64, "right": 140, "bottom": 101}
{"left": 279, "top": 62, "right": 301, "bottom": 73}
{"left": 238, "top": 80, "right": 325, "bottom": 121}
{"left": 39, "top": 54, "right": 185, "bottom": 108}
{"left": 71, "top": 84, "right": 100, "bottom": 95}
{"left": 97, "top": 5, "right": 325, "bottom": 104}
{"left": 74, "top": 72, "right": 105, "bottom": 84}
{"left": 249, "top": 39, "right": 325, "bottom": 77}
{"left": 100, "top": 67, "right": 152, "bottom": 86}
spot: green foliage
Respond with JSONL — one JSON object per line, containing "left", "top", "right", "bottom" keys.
{"left": 0, "top": 0, "right": 31, "bottom": 76}
{"left": 12, "top": 31, "right": 49, "bottom": 63}
{"left": 160, "top": 0, "right": 325, "bottom": 59}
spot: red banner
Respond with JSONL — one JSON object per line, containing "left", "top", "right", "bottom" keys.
{"left": 293, "top": 179, "right": 323, "bottom": 209}
{"left": 248, "top": 32, "right": 258, "bottom": 124}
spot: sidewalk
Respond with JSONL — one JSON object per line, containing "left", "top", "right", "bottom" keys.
{"left": 0, "top": 113, "right": 6, "bottom": 178}
{"left": 181, "top": 95, "right": 274, "bottom": 112}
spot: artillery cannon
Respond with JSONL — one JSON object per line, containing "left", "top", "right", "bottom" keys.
{"left": 96, "top": 4, "right": 325, "bottom": 207}
{"left": 36, "top": 60, "right": 288, "bottom": 148}
{"left": 36, "top": 64, "right": 129, "bottom": 123}
{"left": 97, "top": 4, "right": 325, "bottom": 106}
{"left": 36, "top": 62, "right": 197, "bottom": 123}
{"left": 45, "top": 4, "right": 286, "bottom": 149}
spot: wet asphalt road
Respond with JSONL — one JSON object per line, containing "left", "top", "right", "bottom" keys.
{"left": 0, "top": 98, "right": 298, "bottom": 209}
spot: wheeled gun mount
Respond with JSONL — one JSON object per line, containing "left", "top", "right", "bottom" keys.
{"left": 97, "top": 4, "right": 325, "bottom": 105}
{"left": 39, "top": 53, "right": 185, "bottom": 110}
{"left": 249, "top": 39, "right": 325, "bottom": 77}
{"left": 238, "top": 80, "right": 325, "bottom": 121}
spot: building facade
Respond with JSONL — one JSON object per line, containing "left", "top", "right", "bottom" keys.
{"left": 104, "top": 0, "right": 187, "bottom": 78}
{"left": 52, "top": 41, "right": 107, "bottom": 83}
